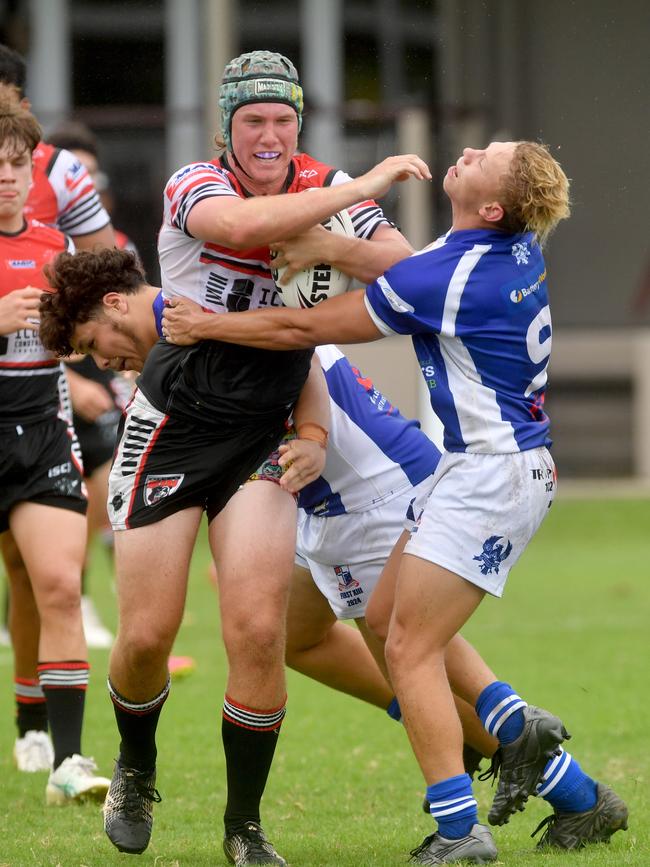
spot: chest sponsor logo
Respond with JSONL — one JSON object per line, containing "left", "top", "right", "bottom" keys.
{"left": 144, "top": 474, "right": 185, "bottom": 506}
{"left": 298, "top": 169, "right": 318, "bottom": 179}
{"left": 510, "top": 269, "right": 546, "bottom": 304}
{"left": 9, "top": 260, "right": 36, "bottom": 268}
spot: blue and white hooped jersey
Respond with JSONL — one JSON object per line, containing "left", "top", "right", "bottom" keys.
{"left": 298, "top": 345, "right": 440, "bottom": 517}
{"left": 364, "top": 229, "right": 552, "bottom": 454}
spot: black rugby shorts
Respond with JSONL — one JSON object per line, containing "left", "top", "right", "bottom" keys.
{"left": 0, "top": 416, "right": 87, "bottom": 533}
{"left": 108, "top": 388, "right": 289, "bottom": 530}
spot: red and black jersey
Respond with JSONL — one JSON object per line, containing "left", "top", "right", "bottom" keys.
{"left": 158, "top": 152, "right": 392, "bottom": 314}
{"left": 0, "top": 219, "right": 74, "bottom": 427}
{"left": 24, "top": 142, "right": 111, "bottom": 237}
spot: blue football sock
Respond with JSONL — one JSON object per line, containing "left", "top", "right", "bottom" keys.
{"left": 537, "top": 751, "right": 598, "bottom": 813}
{"left": 386, "top": 696, "right": 402, "bottom": 722}
{"left": 475, "top": 680, "right": 527, "bottom": 745}
{"left": 426, "top": 773, "right": 478, "bottom": 839}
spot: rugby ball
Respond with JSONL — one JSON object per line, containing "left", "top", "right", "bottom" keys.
{"left": 272, "top": 209, "right": 355, "bottom": 308}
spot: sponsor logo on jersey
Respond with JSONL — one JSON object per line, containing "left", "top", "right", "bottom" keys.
{"left": 473, "top": 535, "right": 513, "bottom": 575}
{"left": 335, "top": 564, "right": 360, "bottom": 592}
{"left": 377, "top": 275, "right": 415, "bottom": 314}
{"left": 511, "top": 241, "right": 530, "bottom": 265}
{"left": 9, "top": 259, "right": 36, "bottom": 268}
{"left": 299, "top": 169, "right": 318, "bottom": 179}
{"left": 421, "top": 362, "right": 437, "bottom": 390}
{"left": 68, "top": 159, "right": 84, "bottom": 178}
{"left": 144, "top": 474, "right": 184, "bottom": 506}
{"left": 172, "top": 165, "right": 194, "bottom": 183}
{"left": 510, "top": 269, "right": 546, "bottom": 303}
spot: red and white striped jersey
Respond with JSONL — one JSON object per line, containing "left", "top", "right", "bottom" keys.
{"left": 24, "top": 142, "right": 111, "bottom": 237}
{"left": 158, "top": 152, "right": 393, "bottom": 312}
{"left": 0, "top": 219, "right": 74, "bottom": 426}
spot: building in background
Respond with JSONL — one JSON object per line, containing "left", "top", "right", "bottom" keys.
{"left": 2, "top": 0, "right": 649, "bottom": 479}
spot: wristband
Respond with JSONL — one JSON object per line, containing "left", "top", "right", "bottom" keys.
{"left": 296, "top": 422, "right": 328, "bottom": 450}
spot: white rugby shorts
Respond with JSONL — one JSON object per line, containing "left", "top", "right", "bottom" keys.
{"left": 295, "top": 477, "right": 435, "bottom": 619}
{"left": 404, "top": 447, "right": 556, "bottom": 596}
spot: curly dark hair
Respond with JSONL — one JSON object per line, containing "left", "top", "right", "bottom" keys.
{"left": 40, "top": 248, "right": 145, "bottom": 356}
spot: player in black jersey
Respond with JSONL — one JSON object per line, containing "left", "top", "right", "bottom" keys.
{"left": 39, "top": 48, "right": 429, "bottom": 864}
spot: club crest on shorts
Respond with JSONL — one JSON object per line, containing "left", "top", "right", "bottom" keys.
{"left": 144, "top": 473, "right": 184, "bottom": 506}
{"left": 335, "top": 564, "right": 359, "bottom": 592}
{"left": 473, "top": 535, "right": 513, "bottom": 575}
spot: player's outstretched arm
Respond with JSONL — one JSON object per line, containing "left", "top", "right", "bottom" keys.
{"left": 271, "top": 224, "right": 412, "bottom": 286}
{"left": 162, "top": 289, "right": 382, "bottom": 351}
{"left": 187, "top": 154, "right": 431, "bottom": 250}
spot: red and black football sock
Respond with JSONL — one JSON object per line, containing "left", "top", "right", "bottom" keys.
{"left": 15, "top": 676, "right": 48, "bottom": 737}
{"left": 38, "top": 660, "right": 88, "bottom": 768}
{"left": 108, "top": 676, "right": 170, "bottom": 773}
{"left": 222, "top": 694, "right": 286, "bottom": 834}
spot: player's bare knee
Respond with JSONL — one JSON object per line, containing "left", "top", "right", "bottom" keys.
{"left": 118, "top": 624, "right": 175, "bottom": 667}
{"left": 33, "top": 572, "right": 81, "bottom": 620}
{"left": 225, "top": 616, "right": 285, "bottom": 666}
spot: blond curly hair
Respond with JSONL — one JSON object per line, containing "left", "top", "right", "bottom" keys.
{"left": 498, "top": 142, "right": 570, "bottom": 245}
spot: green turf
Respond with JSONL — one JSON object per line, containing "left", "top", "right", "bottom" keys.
{"left": 0, "top": 497, "right": 647, "bottom": 865}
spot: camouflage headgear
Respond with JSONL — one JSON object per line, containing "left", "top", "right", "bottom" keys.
{"left": 219, "top": 50, "right": 303, "bottom": 151}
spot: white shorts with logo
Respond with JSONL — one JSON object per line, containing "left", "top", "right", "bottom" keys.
{"left": 295, "top": 477, "right": 435, "bottom": 619}
{"left": 404, "top": 447, "right": 556, "bottom": 597}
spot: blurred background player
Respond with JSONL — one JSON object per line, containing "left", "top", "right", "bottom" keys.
{"left": 0, "top": 94, "right": 111, "bottom": 801}
{"left": 44, "top": 120, "right": 139, "bottom": 650}
{"left": 45, "top": 120, "right": 139, "bottom": 258}
{"left": 0, "top": 44, "right": 116, "bottom": 770}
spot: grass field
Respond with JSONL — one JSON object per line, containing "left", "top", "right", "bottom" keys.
{"left": 0, "top": 496, "right": 648, "bottom": 866}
